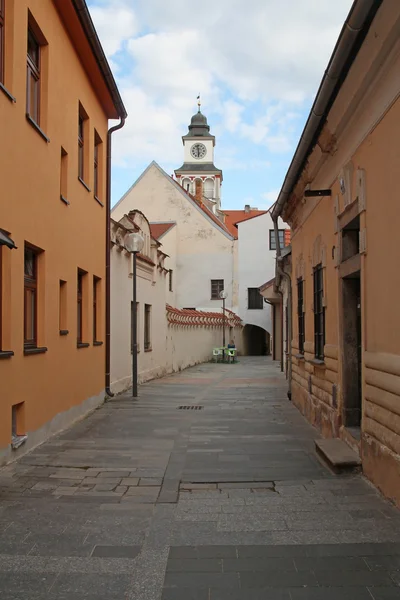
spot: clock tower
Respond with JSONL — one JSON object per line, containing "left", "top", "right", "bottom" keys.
{"left": 175, "top": 101, "right": 223, "bottom": 211}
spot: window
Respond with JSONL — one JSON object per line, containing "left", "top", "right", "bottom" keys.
{"left": 24, "top": 246, "right": 37, "bottom": 348}
{"left": 211, "top": 279, "right": 224, "bottom": 300}
{"left": 0, "top": 245, "right": 3, "bottom": 350}
{"left": 94, "top": 131, "right": 102, "bottom": 200}
{"left": 144, "top": 304, "right": 151, "bottom": 351}
{"left": 59, "top": 280, "right": 67, "bottom": 334}
{"left": 0, "top": 0, "right": 4, "bottom": 84}
{"left": 78, "top": 103, "right": 89, "bottom": 184}
{"left": 77, "top": 269, "right": 87, "bottom": 344}
{"left": 93, "top": 276, "right": 100, "bottom": 343}
{"left": 248, "top": 287, "right": 263, "bottom": 310}
{"left": 60, "top": 147, "right": 68, "bottom": 202}
{"left": 169, "top": 269, "right": 173, "bottom": 292}
{"left": 269, "top": 229, "right": 285, "bottom": 251}
{"left": 26, "top": 27, "right": 40, "bottom": 124}
{"left": 313, "top": 264, "right": 325, "bottom": 360}
{"left": 78, "top": 114, "right": 84, "bottom": 180}
{"left": 297, "top": 278, "right": 305, "bottom": 355}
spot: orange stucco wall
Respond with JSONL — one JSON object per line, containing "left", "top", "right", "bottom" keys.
{"left": 0, "top": 0, "right": 110, "bottom": 459}
{"left": 288, "top": 90, "right": 400, "bottom": 503}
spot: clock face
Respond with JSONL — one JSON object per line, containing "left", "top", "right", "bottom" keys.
{"left": 191, "top": 143, "right": 207, "bottom": 159}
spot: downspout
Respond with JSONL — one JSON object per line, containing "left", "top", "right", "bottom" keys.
{"left": 273, "top": 216, "right": 292, "bottom": 399}
{"left": 105, "top": 117, "right": 126, "bottom": 397}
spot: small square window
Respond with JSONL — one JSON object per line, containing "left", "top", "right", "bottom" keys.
{"left": 211, "top": 279, "right": 224, "bottom": 300}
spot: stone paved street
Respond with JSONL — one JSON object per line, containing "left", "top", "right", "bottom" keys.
{"left": 1, "top": 357, "right": 400, "bottom": 599}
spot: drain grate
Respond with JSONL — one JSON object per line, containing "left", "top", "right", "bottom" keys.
{"left": 178, "top": 405, "right": 203, "bottom": 410}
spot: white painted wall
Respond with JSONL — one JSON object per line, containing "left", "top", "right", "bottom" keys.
{"left": 237, "top": 211, "right": 288, "bottom": 336}
{"left": 110, "top": 213, "right": 243, "bottom": 394}
{"left": 110, "top": 216, "right": 169, "bottom": 393}
{"left": 112, "top": 162, "right": 235, "bottom": 312}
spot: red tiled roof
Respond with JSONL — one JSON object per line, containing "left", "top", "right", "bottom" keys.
{"left": 173, "top": 180, "right": 233, "bottom": 237}
{"left": 149, "top": 222, "right": 175, "bottom": 241}
{"left": 223, "top": 210, "right": 267, "bottom": 238}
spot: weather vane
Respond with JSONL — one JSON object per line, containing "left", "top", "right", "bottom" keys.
{"left": 197, "top": 93, "right": 201, "bottom": 111}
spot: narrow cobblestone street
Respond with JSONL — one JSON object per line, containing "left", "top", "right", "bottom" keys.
{"left": 1, "top": 357, "right": 400, "bottom": 599}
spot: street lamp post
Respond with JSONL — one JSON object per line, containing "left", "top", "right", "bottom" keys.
{"left": 219, "top": 290, "right": 227, "bottom": 357}
{"left": 125, "top": 232, "right": 144, "bottom": 397}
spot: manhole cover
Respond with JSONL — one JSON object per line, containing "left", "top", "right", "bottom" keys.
{"left": 178, "top": 406, "right": 203, "bottom": 410}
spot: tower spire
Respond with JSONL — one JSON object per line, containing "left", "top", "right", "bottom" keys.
{"left": 197, "top": 93, "right": 201, "bottom": 112}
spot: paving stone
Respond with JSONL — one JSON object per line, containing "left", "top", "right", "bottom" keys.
{"left": 166, "top": 558, "right": 222, "bottom": 572}
{"left": 139, "top": 478, "right": 163, "bottom": 486}
{"left": 294, "top": 556, "right": 370, "bottom": 571}
{"left": 49, "top": 573, "right": 131, "bottom": 597}
{"left": 314, "top": 569, "right": 394, "bottom": 586}
{"left": 239, "top": 570, "right": 318, "bottom": 588}
{"left": 290, "top": 589, "right": 373, "bottom": 600}
{"left": 164, "top": 572, "right": 239, "bottom": 589}
{"left": 162, "top": 590, "right": 209, "bottom": 600}
{"left": 91, "top": 545, "right": 141, "bottom": 558}
{"left": 27, "top": 533, "right": 92, "bottom": 557}
{"left": 223, "top": 557, "right": 296, "bottom": 572}
{"left": 368, "top": 588, "right": 400, "bottom": 600}
{"left": 83, "top": 477, "right": 121, "bottom": 485}
{"left": 121, "top": 478, "right": 140, "bottom": 486}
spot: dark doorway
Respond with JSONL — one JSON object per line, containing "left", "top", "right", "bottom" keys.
{"left": 342, "top": 272, "right": 362, "bottom": 432}
{"left": 243, "top": 324, "right": 270, "bottom": 356}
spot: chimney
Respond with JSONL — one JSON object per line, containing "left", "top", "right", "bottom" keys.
{"left": 195, "top": 179, "right": 203, "bottom": 202}
{"left": 244, "top": 204, "right": 250, "bottom": 213}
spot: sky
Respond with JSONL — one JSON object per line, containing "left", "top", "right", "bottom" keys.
{"left": 87, "top": 0, "right": 354, "bottom": 210}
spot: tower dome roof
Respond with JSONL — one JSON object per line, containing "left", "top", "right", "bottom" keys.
{"left": 185, "top": 109, "right": 211, "bottom": 137}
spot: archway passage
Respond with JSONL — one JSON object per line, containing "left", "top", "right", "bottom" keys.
{"left": 242, "top": 324, "right": 270, "bottom": 356}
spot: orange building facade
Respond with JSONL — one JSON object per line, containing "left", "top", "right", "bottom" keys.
{"left": 272, "top": 1, "right": 400, "bottom": 505}
{"left": 0, "top": 0, "right": 126, "bottom": 463}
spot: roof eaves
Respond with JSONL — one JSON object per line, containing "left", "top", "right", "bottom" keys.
{"left": 272, "top": 0, "right": 382, "bottom": 220}
{"left": 71, "top": 0, "right": 127, "bottom": 119}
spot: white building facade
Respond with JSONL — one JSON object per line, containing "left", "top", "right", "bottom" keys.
{"left": 112, "top": 161, "right": 237, "bottom": 314}
{"left": 237, "top": 211, "right": 289, "bottom": 354}
{"left": 112, "top": 106, "right": 290, "bottom": 359}
{"left": 110, "top": 210, "right": 243, "bottom": 393}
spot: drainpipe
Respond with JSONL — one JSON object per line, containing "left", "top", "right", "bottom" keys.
{"left": 105, "top": 117, "right": 126, "bottom": 397}
{"left": 273, "top": 216, "right": 292, "bottom": 400}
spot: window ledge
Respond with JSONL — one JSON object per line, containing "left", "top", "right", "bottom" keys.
{"left": 24, "top": 346, "right": 48, "bottom": 355}
{"left": 93, "top": 341, "right": 103, "bottom": 346}
{"left": 295, "top": 353, "right": 305, "bottom": 360}
{"left": 0, "top": 82, "right": 16, "bottom": 103}
{"left": 77, "top": 342, "right": 90, "bottom": 349}
{"left": 11, "top": 434, "right": 28, "bottom": 450}
{"left": 26, "top": 114, "right": 50, "bottom": 143}
{"left": 60, "top": 195, "right": 70, "bottom": 205}
{"left": 94, "top": 195, "right": 104, "bottom": 207}
{"left": 309, "top": 358, "right": 326, "bottom": 367}
{"left": 60, "top": 330, "right": 69, "bottom": 336}
{"left": 144, "top": 347, "right": 152, "bottom": 353}
{"left": 0, "top": 350, "right": 14, "bottom": 359}
{"left": 78, "top": 177, "right": 91, "bottom": 192}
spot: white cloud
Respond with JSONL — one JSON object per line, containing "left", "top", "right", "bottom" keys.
{"left": 89, "top": 2, "right": 138, "bottom": 57}
{"left": 261, "top": 189, "right": 280, "bottom": 208}
{"left": 88, "top": 0, "right": 353, "bottom": 169}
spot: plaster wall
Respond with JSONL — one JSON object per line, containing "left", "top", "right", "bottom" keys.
{"left": 237, "top": 212, "right": 287, "bottom": 335}
{"left": 112, "top": 163, "right": 235, "bottom": 311}
{"left": 284, "top": 1, "right": 400, "bottom": 505}
{"left": 0, "top": 0, "right": 113, "bottom": 462}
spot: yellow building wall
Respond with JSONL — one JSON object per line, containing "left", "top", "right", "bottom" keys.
{"left": 0, "top": 0, "right": 109, "bottom": 460}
